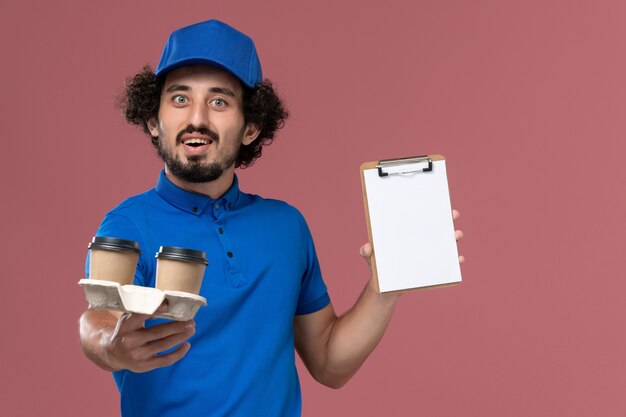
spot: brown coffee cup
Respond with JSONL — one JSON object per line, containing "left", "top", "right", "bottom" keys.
{"left": 155, "top": 246, "right": 208, "bottom": 294}
{"left": 88, "top": 237, "right": 141, "bottom": 285}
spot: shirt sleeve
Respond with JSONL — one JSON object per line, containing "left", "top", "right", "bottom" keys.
{"left": 294, "top": 211, "right": 331, "bottom": 315}
{"left": 84, "top": 212, "right": 148, "bottom": 287}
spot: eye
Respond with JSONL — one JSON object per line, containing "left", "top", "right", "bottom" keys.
{"left": 211, "top": 98, "right": 227, "bottom": 108}
{"left": 173, "top": 95, "right": 188, "bottom": 105}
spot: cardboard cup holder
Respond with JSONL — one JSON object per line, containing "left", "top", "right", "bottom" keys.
{"left": 78, "top": 279, "right": 207, "bottom": 321}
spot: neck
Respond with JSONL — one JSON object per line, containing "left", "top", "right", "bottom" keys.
{"left": 165, "top": 166, "right": 235, "bottom": 200}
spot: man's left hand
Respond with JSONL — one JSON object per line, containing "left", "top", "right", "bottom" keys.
{"left": 359, "top": 209, "right": 466, "bottom": 269}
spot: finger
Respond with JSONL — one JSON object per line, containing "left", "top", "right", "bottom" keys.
{"left": 140, "top": 327, "right": 195, "bottom": 358}
{"left": 156, "top": 300, "right": 169, "bottom": 313}
{"left": 118, "top": 320, "right": 194, "bottom": 352}
{"left": 455, "top": 230, "right": 464, "bottom": 241}
{"left": 150, "top": 300, "right": 169, "bottom": 319}
{"left": 145, "top": 342, "right": 192, "bottom": 371}
{"left": 359, "top": 243, "right": 373, "bottom": 266}
{"left": 459, "top": 255, "right": 465, "bottom": 264}
{"left": 359, "top": 242, "right": 372, "bottom": 257}
{"left": 139, "top": 320, "right": 195, "bottom": 344}
{"left": 452, "top": 209, "right": 460, "bottom": 220}
{"left": 110, "top": 313, "right": 127, "bottom": 341}
{"left": 116, "top": 312, "right": 152, "bottom": 335}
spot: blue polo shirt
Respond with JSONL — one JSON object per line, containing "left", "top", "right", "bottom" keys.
{"left": 86, "top": 170, "right": 330, "bottom": 417}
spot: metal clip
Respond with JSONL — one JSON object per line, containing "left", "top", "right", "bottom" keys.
{"left": 376, "top": 155, "right": 433, "bottom": 177}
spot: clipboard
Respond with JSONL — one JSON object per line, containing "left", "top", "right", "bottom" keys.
{"left": 360, "top": 154, "right": 462, "bottom": 294}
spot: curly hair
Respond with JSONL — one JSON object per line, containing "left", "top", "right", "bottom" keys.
{"left": 118, "top": 65, "right": 288, "bottom": 168}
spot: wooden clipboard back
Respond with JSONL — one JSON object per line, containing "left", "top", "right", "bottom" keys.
{"left": 360, "top": 154, "right": 460, "bottom": 294}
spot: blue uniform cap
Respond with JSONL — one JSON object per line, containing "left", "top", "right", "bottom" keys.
{"left": 155, "top": 19, "right": 263, "bottom": 88}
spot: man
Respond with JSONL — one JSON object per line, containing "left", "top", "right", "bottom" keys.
{"left": 79, "top": 19, "right": 464, "bottom": 417}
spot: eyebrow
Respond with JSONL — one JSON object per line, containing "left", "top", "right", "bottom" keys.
{"left": 165, "top": 84, "right": 190, "bottom": 93}
{"left": 165, "top": 84, "right": 236, "bottom": 97}
{"left": 209, "top": 87, "right": 236, "bottom": 97}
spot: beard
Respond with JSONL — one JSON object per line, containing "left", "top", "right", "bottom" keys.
{"left": 156, "top": 125, "right": 239, "bottom": 183}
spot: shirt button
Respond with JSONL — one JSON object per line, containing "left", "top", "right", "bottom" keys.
{"left": 227, "top": 203, "right": 232, "bottom": 209}
{"left": 192, "top": 207, "right": 198, "bottom": 213}
{"left": 218, "top": 228, "right": 223, "bottom": 234}
{"left": 227, "top": 251, "right": 233, "bottom": 258}
{"left": 215, "top": 203, "right": 219, "bottom": 210}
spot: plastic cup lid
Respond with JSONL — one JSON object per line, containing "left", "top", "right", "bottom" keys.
{"left": 155, "top": 246, "right": 208, "bottom": 265}
{"left": 88, "top": 237, "right": 141, "bottom": 254}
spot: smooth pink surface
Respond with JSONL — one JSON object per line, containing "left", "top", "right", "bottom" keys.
{"left": 2, "top": 1, "right": 626, "bottom": 416}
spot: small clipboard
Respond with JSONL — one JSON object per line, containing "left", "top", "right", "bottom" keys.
{"left": 360, "top": 154, "right": 462, "bottom": 294}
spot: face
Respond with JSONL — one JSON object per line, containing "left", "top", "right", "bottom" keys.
{"left": 148, "top": 65, "right": 259, "bottom": 183}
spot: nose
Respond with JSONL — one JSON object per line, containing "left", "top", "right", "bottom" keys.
{"left": 189, "top": 100, "right": 210, "bottom": 127}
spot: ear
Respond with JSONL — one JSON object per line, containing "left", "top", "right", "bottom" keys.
{"left": 242, "top": 123, "right": 261, "bottom": 146}
{"left": 147, "top": 117, "right": 160, "bottom": 137}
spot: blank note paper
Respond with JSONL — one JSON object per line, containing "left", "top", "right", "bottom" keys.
{"left": 363, "top": 158, "right": 462, "bottom": 293}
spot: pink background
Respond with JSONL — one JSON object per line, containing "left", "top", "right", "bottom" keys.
{"left": 2, "top": 0, "right": 625, "bottom": 415}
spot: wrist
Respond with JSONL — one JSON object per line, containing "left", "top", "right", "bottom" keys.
{"left": 366, "top": 279, "right": 402, "bottom": 305}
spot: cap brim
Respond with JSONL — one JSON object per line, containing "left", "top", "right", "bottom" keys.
{"left": 155, "top": 58, "right": 255, "bottom": 88}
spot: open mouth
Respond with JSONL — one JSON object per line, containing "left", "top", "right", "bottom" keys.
{"left": 182, "top": 138, "right": 213, "bottom": 147}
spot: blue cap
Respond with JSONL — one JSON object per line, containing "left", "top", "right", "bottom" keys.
{"left": 155, "top": 20, "right": 262, "bottom": 88}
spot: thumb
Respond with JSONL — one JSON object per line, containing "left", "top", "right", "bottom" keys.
{"left": 359, "top": 242, "right": 373, "bottom": 267}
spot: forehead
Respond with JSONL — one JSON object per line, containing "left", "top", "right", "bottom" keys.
{"left": 162, "top": 65, "right": 243, "bottom": 95}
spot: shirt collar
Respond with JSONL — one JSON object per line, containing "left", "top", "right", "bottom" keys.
{"left": 155, "top": 170, "right": 242, "bottom": 216}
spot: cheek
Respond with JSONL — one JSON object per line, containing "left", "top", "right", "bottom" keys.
{"left": 222, "top": 114, "right": 247, "bottom": 135}
{"left": 156, "top": 106, "right": 185, "bottom": 133}
{"left": 156, "top": 117, "right": 180, "bottom": 140}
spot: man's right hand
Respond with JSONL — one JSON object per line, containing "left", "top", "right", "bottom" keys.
{"left": 79, "top": 303, "right": 195, "bottom": 373}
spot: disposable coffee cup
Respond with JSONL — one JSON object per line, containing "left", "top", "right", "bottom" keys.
{"left": 88, "top": 237, "right": 141, "bottom": 285}
{"left": 155, "top": 246, "right": 208, "bottom": 294}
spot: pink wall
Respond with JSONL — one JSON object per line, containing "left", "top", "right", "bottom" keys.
{"left": 2, "top": 0, "right": 625, "bottom": 415}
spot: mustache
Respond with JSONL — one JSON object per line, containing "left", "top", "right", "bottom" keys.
{"left": 176, "top": 125, "right": 219, "bottom": 144}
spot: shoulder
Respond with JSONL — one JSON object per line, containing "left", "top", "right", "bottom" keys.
{"left": 244, "top": 194, "right": 307, "bottom": 223}
{"left": 242, "top": 194, "right": 315, "bottom": 243}
{"left": 96, "top": 189, "right": 157, "bottom": 238}
{"left": 108, "top": 189, "right": 155, "bottom": 217}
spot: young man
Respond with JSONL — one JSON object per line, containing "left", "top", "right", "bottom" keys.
{"left": 79, "top": 19, "right": 463, "bottom": 417}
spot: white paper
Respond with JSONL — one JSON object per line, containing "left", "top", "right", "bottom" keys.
{"left": 364, "top": 159, "right": 462, "bottom": 292}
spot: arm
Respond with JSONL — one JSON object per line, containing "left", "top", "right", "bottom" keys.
{"left": 78, "top": 304, "right": 195, "bottom": 373}
{"left": 80, "top": 213, "right": 196, "bottom": 372}
{"left": 293, "top": 244, "right": 400, "bottom": 389}
{"left": 293, "top": 210, "right": 464, "bottom": 388}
